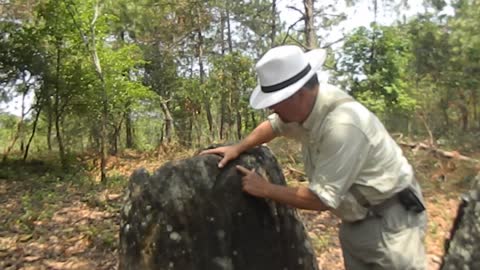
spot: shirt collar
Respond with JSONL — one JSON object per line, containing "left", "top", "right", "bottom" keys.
{"left": 301, "top": 82, "right": 334, "bottom": 132}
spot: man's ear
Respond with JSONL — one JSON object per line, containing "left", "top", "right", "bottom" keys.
{"left": 297, "top": 88, "right": 308, "bottom": 99}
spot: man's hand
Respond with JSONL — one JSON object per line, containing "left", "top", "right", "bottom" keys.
{"left": 200, "top": 145, "right": 241, "bottom": 168}
{"left": 236, "top": 165, "right": 272, "bottom": 198}
{"left": 237, "top": 165, "right": 328, "bottom": 212}
{"left": 200, "top": 121, "right": 276, "bottom": 168}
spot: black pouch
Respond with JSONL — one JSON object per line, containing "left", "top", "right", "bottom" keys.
{"left": 398, "top": 187, "right": 426, "bottom": 213}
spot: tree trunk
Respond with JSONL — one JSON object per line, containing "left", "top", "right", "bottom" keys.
{"left": 226, "top": 6, "right": 233, "bottom": 52}
{"left": 89, "top": 126, "right": 101, "bottom": 152}
{"left": 24, "top": 103, "right": 42, "bottom": 161}
{"left": 368, "top": 1, "right": 379, "bottom": 79}
{"left": 226, "top": 7, "right": 237, "bottom": 140}
{"left": 196, "top": 6, "right": 214, "bottom": 139}
{"left": 110, "top": 118, "right": 123, "bottom": 155}
{"left": 439, "top": 97, "right": 450, "bottom": 128}
{"left": 458, "top": 90, "right": 469, "bottom": 131}
{"left": 54, "top": 109, "right": 66, "bottom": 167}
{"left": 251, "top": 112, "right": 258, "bottom": 129}
{"left": 99, "top": 80, "right": 108, "bottom": 182}
{"left": 219, "top": 6, "right": 227, "bottom": 140}
{"left": 55, "top": 40, "right": 67, "bottom": 170}
{"left": 90, "top": 4, "right": 108, "bottom": 182}
{"left": 220, "top": 97, "right": 226, "bottom": 140}
{"left": 220, "top": 5, "right": 226, "bottom": 55}
{"left": 236, "top": 109, "right": 242, "bottom": 140}
{"left": 460, "top": 104, "right": 469, "bottom": 131}
{"left": 67, "top": 0, "right": 108, "bottom": 181}
{"left": 244, "top": 109, "right": 250, "bottom": 134}
{"left": 125, "top": 105, "right": 135, "bottom": 149}
{"left": 188, "top": 117, "right": 193, "bottom": 146}
{"left": 472, "top": 90, "right": 478, "bottom": 129}
{"left": 270, "top": 0, "right": 277, "bottom": 47}
{"left": 160, "top": 101, "right": 173, "bottom": 143}
{"left": 303, "top": 0, "right": 316, "bottom": 49}
{"left": 2, "top": 90, "right": 27, "bottom": 162}
{"left": 47, "top": 100, "right": 53, "bottom": 151}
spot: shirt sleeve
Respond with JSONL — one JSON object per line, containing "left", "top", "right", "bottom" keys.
{"left": 267, "top": 113, "right": 287, "bottom": 136}
{"left": 308, "top": 123, "right": 370, "bottom": 209}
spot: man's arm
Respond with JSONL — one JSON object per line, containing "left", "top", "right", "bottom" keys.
{"left": 236, "top": 165, "right": 329, "bottom": 212}
{"left": 266, "top": 184, "right": 329, "bottom": 212}
{"left": 201, "top": 120, "right": 277, "bottom": 168}
{"left": 235, "top": 120, "right": 276, "bottom": 152}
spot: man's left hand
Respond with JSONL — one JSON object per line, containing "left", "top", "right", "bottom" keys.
{"left": 236, "top": 165, "right": 271, "bottom": 198}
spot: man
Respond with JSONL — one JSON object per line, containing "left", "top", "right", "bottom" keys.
{"left": 201, "top": 45, "right": 427, "bottom": 270}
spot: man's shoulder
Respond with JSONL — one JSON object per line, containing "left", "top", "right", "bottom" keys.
{"left": 326, "top": 99, "right": 372, "bottom": 132}
{"left": 320, "top": 82, "right": 346, "bottom": 93}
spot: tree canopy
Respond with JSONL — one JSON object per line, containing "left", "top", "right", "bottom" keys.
{"left": 1, "top": 0, "right": 479, "bottom": 179}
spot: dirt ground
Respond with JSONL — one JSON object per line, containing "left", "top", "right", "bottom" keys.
{"left": 0, "top": 144, "right": 477, "bottom": 270}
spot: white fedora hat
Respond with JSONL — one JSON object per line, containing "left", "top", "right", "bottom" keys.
{"left": 249, "top": 45, "right": 327, "bottom": 109}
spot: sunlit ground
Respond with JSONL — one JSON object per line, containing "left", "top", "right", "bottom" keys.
{"left": 0, "top": 142, "right": 477, "bottom": 270}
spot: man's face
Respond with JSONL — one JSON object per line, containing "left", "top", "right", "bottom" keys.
{"left": 268, "top": 90, "right": 302, "bottom": 123}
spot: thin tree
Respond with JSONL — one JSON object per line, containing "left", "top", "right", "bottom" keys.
{"left": 66, "top": 0, "right": 109, "bottom": 182}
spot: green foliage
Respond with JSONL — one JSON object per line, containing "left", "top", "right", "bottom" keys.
{"left": 403, "top": 1, "right": 480, "bottom": 135}
{"left": 333, "top": 0, "right": 480, "bottom": 137}
{"left": 336, "top": 25, "right": 416, "bottom": 117}
{"left": 448, "top": 0, "right": 480, "bottom": 100}
{"left": 0, "top": 113, "right": 19, "bottom": 152}
{"left": 0, "top": 21, "right": 42, "bottom": 78}
{"left": 0, "top": 113, "right": 18, "bottom": 130}
{"left": 1, "top": 0, "right": 480, "bottom": 166}
{"left": 208, "top": 52, "right": 258, "bottom": 135}
{"left": 0, "top": 19, "right": 43, "bottom": 105}
{"left": 208, "top": 52, "right": 256, "bottom": 106}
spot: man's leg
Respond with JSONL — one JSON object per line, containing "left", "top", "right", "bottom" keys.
{"left": 377, "top": 203, "right": 427, "bottom": 270}
{"left": 339, "top": 215, "right": 385, "bottom": 270}
{"left": 340, "top": 238, "right": 374, "bottom": 270}
{"left": 339, "top": 203, "right": 427, "bottom": 270}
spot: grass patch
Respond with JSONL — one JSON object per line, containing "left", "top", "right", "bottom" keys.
{"left": 309, "top": 233, "right": 332, "bottom": 252}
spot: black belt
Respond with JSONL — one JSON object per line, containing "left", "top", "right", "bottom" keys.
{"left": 350, "top": 185, "right": 425, "bottom": 218}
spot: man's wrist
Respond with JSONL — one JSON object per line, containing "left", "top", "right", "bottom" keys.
{"left": 263, "top": 182, "right": 275, "bottom": 199}
{"left": 234, "top": 142, "right": 248, "bottom": 155}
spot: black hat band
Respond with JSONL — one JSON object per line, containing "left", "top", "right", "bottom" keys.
{"left": 261, "top": 64, "right": 312, "bottom": 93}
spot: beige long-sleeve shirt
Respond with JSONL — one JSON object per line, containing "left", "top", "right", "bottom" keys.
{"left": 268, "top": 82, "right": 414, "bottom": 221}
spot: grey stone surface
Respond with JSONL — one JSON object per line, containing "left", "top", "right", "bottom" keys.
{"left": 119, "top": 146, "right": 318, "bottom": 270}
{"left": 441, "top": 174, "right": 480, "bottom": 270}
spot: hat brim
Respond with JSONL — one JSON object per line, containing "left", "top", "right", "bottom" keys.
{"left": 249, "top": 48, "right": 327, "bottom": 109}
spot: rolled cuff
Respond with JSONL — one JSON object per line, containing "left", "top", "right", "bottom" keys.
{"left": 267, "top": 113, "right": 283, "bottom": 136}
{"left": 309, "top": 182, "right": 341, "bottom": 209}
{"left": 310, "top": 182, "right": 369, "bottom": 221}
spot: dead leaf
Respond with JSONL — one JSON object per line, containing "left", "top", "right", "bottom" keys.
{"left": 19, "top": 234, "right": 33, "bottom": 242}
{"left": 65, "top": 237, "right": 91, "bottom": 256}
{"left": 0, "top": 236, "right": 17, "bottom": 251}
{"left": 24, "top": 255, "right": 41, "bottom": 262}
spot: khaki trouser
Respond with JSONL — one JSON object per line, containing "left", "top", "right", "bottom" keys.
{"left": 339, "top": 200, "right": 427, "bottom": 270}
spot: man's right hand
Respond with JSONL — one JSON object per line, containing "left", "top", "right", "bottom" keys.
{"left": 199, "top": 145, "right": 242, "bottom": 168}
{"left": 200, "top": 121, "right": 275, "bottom": 168}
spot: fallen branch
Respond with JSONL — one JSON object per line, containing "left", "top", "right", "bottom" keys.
{"left": 287, "top": 166, "right": 305, "bottom": 176}
{"left": 399, "top": 141, "right": 479, "bottom": 163}
{"left": 418, "top": 112, "right": 435, "bottom": 147}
